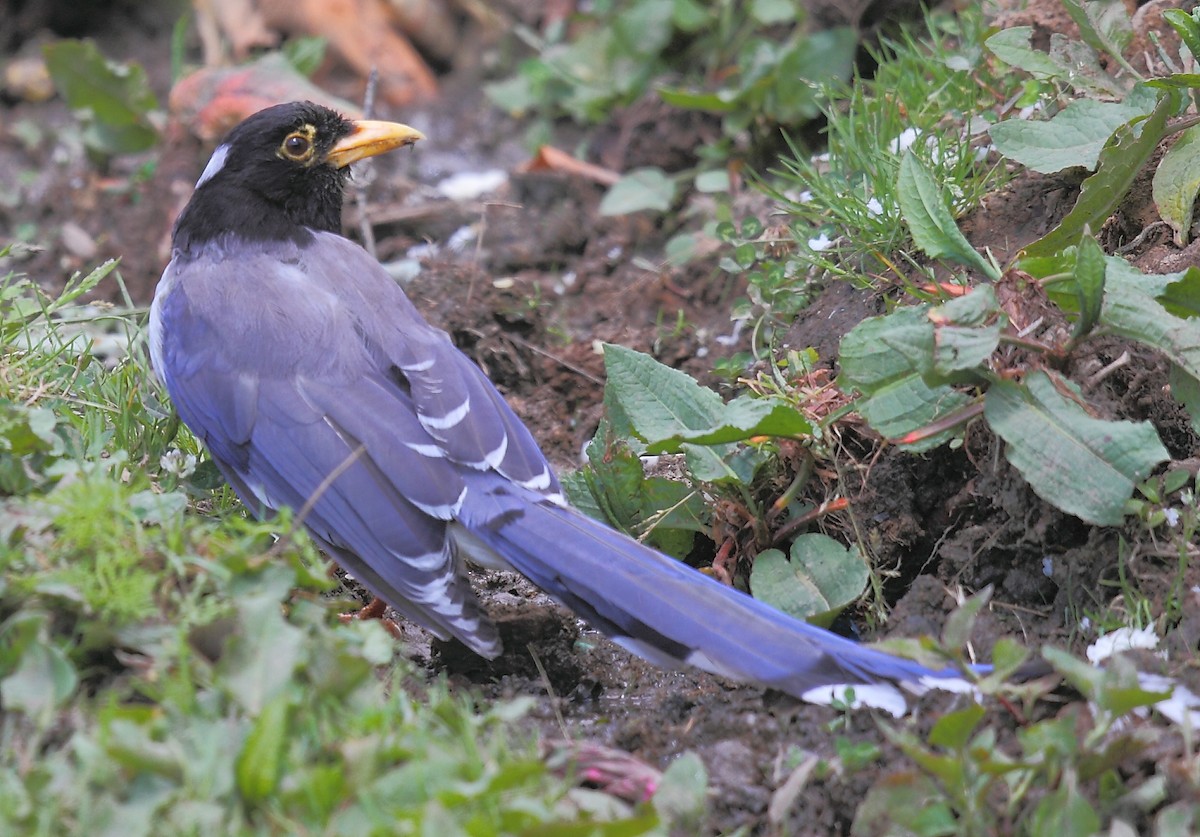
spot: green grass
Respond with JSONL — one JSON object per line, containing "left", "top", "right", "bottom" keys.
{"left": 0, "top": 251, "right": 694, "bottom": 835}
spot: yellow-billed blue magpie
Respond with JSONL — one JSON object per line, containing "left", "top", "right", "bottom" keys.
{"left": 150, "top": 101, "right": 974, "bottom": 710}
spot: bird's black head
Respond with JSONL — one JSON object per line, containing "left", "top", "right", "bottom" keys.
{"left": 172, "top": 101, "right": 423, "bottom": 253}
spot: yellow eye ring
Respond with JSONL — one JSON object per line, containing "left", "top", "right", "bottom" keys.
{"left": 280, "top": 127, "right": 315, "bottom": 161}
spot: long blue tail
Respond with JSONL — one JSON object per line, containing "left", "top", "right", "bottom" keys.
{"left": 458, "top": 475, "right": 975, "bottom": 702}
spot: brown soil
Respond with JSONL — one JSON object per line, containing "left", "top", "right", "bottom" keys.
{"left": 3, "top": 2, "right": 1200, "bottom": 834}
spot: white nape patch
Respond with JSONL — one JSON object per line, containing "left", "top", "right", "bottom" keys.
{"left": 420, "top": 397, "right": 470, "bottom": 431}
{"left": 1087, "top": 625, "right": 1159, "bottom": 664}
{"left": 195, "top": 144, "right": 230, "bottom": 188}
{"left": 801, "top": 683, "right": 909, "bottom": 718}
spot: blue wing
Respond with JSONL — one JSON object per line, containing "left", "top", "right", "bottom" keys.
{"left": 152, "top": 230, "right": 974, "bottom": 703}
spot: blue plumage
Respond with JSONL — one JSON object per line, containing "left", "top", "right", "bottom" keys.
{"left": 150, "top": 102, "right": 974, "bottom": 710}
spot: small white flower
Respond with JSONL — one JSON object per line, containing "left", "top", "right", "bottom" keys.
{"left": 807, "top": 232, "right": 833, "bottom": 251}
{"left": 1164, "top": 507, "right": 1181, "bottom": 527}
{"left": 865, "top": 197, "right": 884, "bottom": 217}
{"left": 160, "top": 449, "right": 197, "bottom": 478}
{"left": 888, "top": 127, "right": 920, "bottom": 154}
{"left": 1087, "top": 625, "right": 1159, "bottom": 664}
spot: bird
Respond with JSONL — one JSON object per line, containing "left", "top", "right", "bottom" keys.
{"left": 149, "top": 100, "right": 975, "bottom": 713}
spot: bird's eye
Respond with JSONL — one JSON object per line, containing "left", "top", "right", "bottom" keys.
{"left": 281, "top": 131, "right": 313, "bottom": 160}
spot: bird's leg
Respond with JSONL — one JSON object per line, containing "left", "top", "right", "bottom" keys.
{"left": 338, "top": 596, "right": 404, "bottom": 639}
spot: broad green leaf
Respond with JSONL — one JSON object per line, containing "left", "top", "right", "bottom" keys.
{"left": 750, "top": 0, "right": 796, "bottom": 24}
{"left": 0, "top": 638, "right": 77, "bottom": 716}
{"left": 42, "top": 40, "right": 160, "bottom": 155}
{"left": 1153, "top": 124, "right": 1200, "bottom": 245}
{"left": 984, "top": 371, "right": 1168, "bottom": 525}
{"left": 897, "top": 151, "right": 1000, "bottom": 280}
{"left": 653, "top": 752, "right": 708, "bottom": 825}
{"left": 1024, "top": 89, "right": 1174, "bottom": 257}
{"left": 749, "top": 534, "right": 869, "bottom": 626}
{"left": 599, "top": 167, "right": 677, "bottom": 215}
{"left": 986, "top": 28, "right": 1125, "bottom": 97}
{"left": 1102, "top": 270, "right": 1200, "bottom": 381}
{"left": 1157, "top": 267, "right": 1200, "bottom": 319}
{"left": 236, "top": 693, "right": 291, "bottom": 803}
{"left": 929, "top": 286, "right": 1003, "bottom": 374}
{"left": 1170, "top": 364, "right": 1200, "bottom": 433}
{"left": 928, "top": 703, "right": 986, "bottom": 750}
{"left": 1145, "top": 73, "right": 1200, "bottom": 90}
{"left": 603, "top": 344, "right": 747, "bottom": 482}
{"left": 218, "top": 566, "right": 307, "bottom": 713}
{"left": 985, "top": 27, "right": 1064, "bottom": 77}
{"left": 989, "top": 98, "right": 1153, "bottom": 174}
{"left": 1071, "top": 234, "right": 1106, "bottom": 339}
{"left": 645, "top": 395, "right": 812, "bottom": 452}
{"left": 1061, "top": 0, "right": 1134, "bottom": 68}
{"left": 839, "top": 307, "right": 974, "bottom": 449}
{"left": 1164, "top": 9, "right": 1200, "bottom": 62}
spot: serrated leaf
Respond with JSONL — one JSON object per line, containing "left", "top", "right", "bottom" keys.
{"left": 984, "top": 371, "right": 1168, "bottom": 525}
{"left": 236, "top": 693, "right": 291, "bottom": 804}
{"left": 1153, "top": 124, "right": 1200, "bottom": 245}
{"left": 749, "top": 535, "right": 869, "bottom": 627}
{"left": 989, "top": 98, "right": 1151, "bottom": 174}
{"left": 897, "top": 151, "right": 1000, "bottom": 280}
{"left": 1024, "top": 89, "right": 1174, "bottom": 257}
{"left": 599, "top": 167, "right": 676, "bottom": 215}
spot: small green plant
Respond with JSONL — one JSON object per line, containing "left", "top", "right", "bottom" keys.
{"left": 0, "top": 259, "right": 679, "bottom": 835}
{"left": 42, "top": 40, "right": 163, "bottom": 158}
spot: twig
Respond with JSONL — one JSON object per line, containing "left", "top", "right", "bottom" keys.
{"left": 355, "top": 67, "right": 381, "bottom": 260}
{"left": 506, "top": 333, "right": 605, "bottom": 386}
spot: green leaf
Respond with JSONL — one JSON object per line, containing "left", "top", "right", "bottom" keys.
{"left": 281, "top": 36, "right": 327, "bottom": 77}
{"left": 0, "top": 637, "right": 77, "bottom": 716}
{"left": 929, "top": 286, "right": 1003, "bottom": 374}
{"left": 984, "top": 371, "right": 1168, "bottom": 525}
{"left": 1060, "top": 0, "right": 1134, "bottom": 68}
{"left": 985, "top": 27, "right": 1064, "bottom": 77}
{"left": 658, "top": 86, "right": 735, "bottom": 113}
{"left": 1102, "top": 264, "right": 1200, "bottom": 382}
{"left": 1153, "top": 124, "right": 1200, "bottom": 245}
{"left": 1024, "top": 89, "right": 1174, "bottom": 257}
{"left": 42, "top": 40, "right": 160, "bottom": 155}
{"left": 653, "top": 752, "right": 708, "bottom": 826}
{"left": 645, "top": 395, "right": 811, "bottom": 452}
{"left": 928, "top": 703, "right": 986, "bottom": 750}
{"left": 1169, "top": 364, "right": 1200, "bottom": 434}
{"left": 1163, "top": 9, "right": 1200, "bottom": 62}
{"left": 603, "top": 344, "right": 751, "bottom": 482}
{"left": 599, "top": 168, "right": 677, "bottom": 215}
{"left": 989, "top": 98, "right": 1153, "bottom": 174}
{"left": 749, "top": 534, "right": 870, "bottom": 626}
{"left": 218, "top": 566, "right": 307, "bottom": 713}
{"left": 897, "top": 151, "right": 1000, "bottom": 280}
{"left": 839, "top": 307, "right": 974, "bottom": 450}
{"left": 1157, "top": 267, "right": 1200, "bottom": 319}
{"left": 237, "top": 693, "right": 291, "bottom": 804}
{"left": 1071, "top": 233, "right": 1106, "bottom": 339}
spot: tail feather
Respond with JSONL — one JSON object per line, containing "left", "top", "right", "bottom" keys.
{"left": 458, "top": 476, "right": 972, "bottom": 701}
